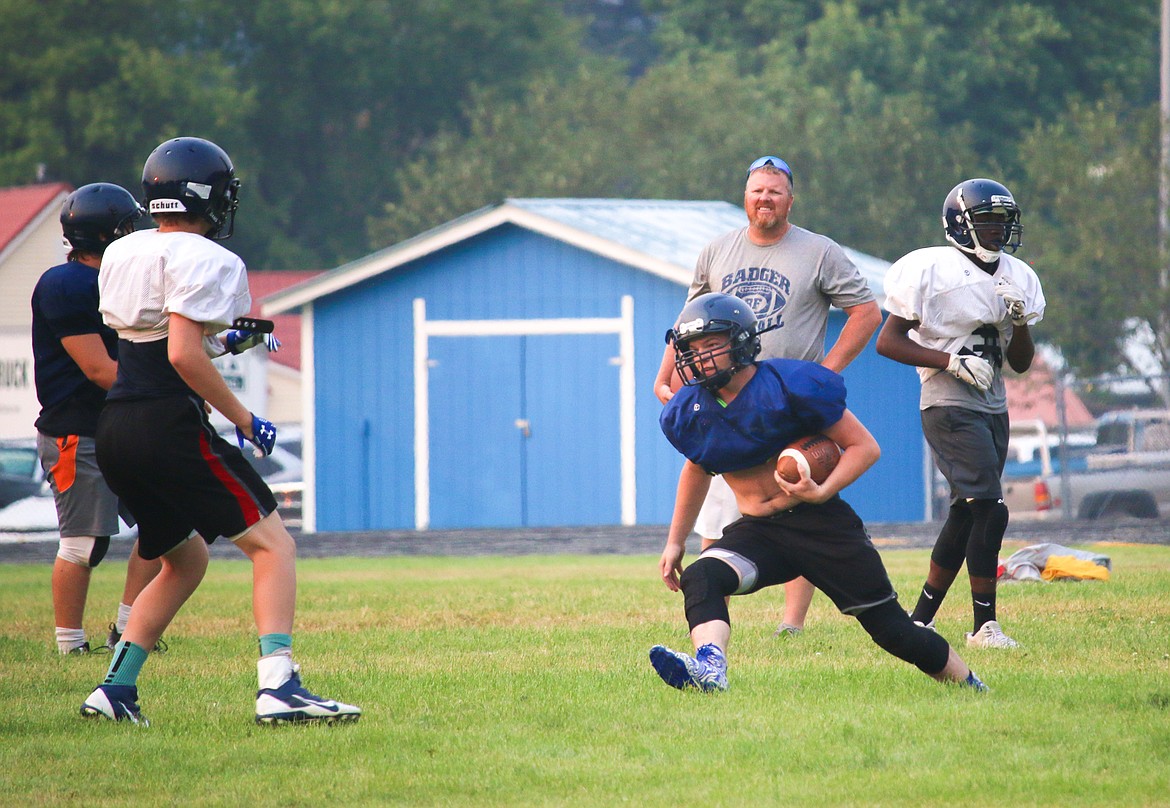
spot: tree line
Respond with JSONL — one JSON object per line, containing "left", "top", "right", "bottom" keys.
{"left": 0, "top": 0, "right": 1164, "bottom": 385}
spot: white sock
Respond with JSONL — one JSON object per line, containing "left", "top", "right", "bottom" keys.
{"left": 116, "top": 603, "right": 133, "bottom": 633}
{"left": 55, "top": 627, "right": 87, "bottom": 654}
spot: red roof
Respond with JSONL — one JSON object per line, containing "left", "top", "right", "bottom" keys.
{"left": 0, "top": 183, "right": 72, "bottom": 251}
{"left": 248, "top": 270, "right": 325, "bottom": 371}
{"left": 1005, "top": 356, "right": 1096, "bottom": 430}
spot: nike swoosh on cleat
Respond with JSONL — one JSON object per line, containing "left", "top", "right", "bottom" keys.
{"left": 291, "top": 696, "right": 340, "bottom": 712}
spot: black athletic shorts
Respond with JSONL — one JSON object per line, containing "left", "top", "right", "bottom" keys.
{"left": 711, "top": 496, "right": 898, "bottom": 615}
{"left": 921, "top": 406, "right": 1008, "bottom": 501}
{"left": 96, "top": 395, "right": 277, "bottom": 560}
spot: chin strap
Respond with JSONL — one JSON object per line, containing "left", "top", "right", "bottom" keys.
{"left": 968, "top": 242, "right": 1001, "bottom": 263}
{"left": 947, "top": 235, "right": 1001, "bottom": 264}
{"left": 699, "top": 364, "right": 747, "bottom": 392}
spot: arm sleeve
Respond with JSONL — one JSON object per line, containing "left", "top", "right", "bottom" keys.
{"left": 881, "top": 257, "right": 922, "bottom": 321}
{"left": 1022, "top": 266, "right": 1046, "bottom": 324}
{"left": 40, "top": 284, "right": 106, "bottom": 339}
{"left": 782, "top": 361, "right": 848, "bottom": 433}
{"left": 163, "top": 252, "right": 251, "bottom": 331}
{"left": 685, "top": 243, "right": 714, "bottom": 302}
{"left": 818, "top": 242, "right": 875, "bottom": 309}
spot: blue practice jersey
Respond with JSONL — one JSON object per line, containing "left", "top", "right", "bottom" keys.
{"left": 31, "top": 261, "right": 117, "bottom": 437}
{"left": 659, "top": 358, "right": 846, "bottom": 475}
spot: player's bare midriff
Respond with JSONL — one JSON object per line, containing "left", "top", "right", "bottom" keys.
{"left": 724, "top": 457, "right": 801, "bottom": 517}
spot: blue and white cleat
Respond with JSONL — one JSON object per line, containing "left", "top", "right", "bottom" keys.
{"left": 81, "top": 684, "right": 149, "bottom": 726}
{"left": 649, "top": 643, "right": 728, "bottom": 692}
{"left": 963, "top": 669, "right": 990, "bottom": 693}
{"left": 255, "top": 653, "right": 361, "bottom": 725}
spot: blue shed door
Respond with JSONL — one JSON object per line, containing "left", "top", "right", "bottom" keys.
{"left": 427, "top": 333, "right": 622, "bottom": 528}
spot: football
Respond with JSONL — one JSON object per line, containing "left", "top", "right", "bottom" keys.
{"left": 776, "top": 434, "right": 841, "bottom": 485}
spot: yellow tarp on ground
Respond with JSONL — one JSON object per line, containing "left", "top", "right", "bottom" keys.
{"left": 1041, "top": 555, "right": 1111, "bottom": 582}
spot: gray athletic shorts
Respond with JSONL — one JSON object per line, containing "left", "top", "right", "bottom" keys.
{"left": 920, "top": 406, "right": 1008, "bottom": 501}
{"left": 37, "top": 432, "right": 132, "bottom": 538}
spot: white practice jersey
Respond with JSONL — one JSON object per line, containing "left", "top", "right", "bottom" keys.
{"left": 883, "top": 246, "right": 1045, "bottom": 413}
{"left": 98, "top": 229, "right": 251, "bottom": 344}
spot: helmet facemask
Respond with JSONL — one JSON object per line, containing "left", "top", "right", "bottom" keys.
{"left": 670, "top": 321, "right": 759, "bottom": 391}
{"left": 667, "top": 293, "right": 764, "bottom": 392}
{"left": 207, "top": 177, "right": 240, "bottom": 240}
{"left": 674, "top": 331, "right": 739, "bottom": 391}
{"left": 944, "top": 182, "right": 1023, "bottom": 262}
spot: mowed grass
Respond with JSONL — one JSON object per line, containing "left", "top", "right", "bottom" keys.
{"left": 1, "top": 541, "right": 1168, "bottom": 807}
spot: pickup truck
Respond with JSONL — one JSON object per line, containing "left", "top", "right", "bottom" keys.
{"left": 1001, "top": 410, "right": 1170, "bottom": 520}
{"left": 0, "top": 438, "right": 47, "bottom": 510}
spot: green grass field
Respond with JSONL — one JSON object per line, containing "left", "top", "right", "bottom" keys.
{"left": 1, "top": 542, "right": 1167, "bottom": 807}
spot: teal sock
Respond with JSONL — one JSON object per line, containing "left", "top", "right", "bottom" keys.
{"left": 103, "top": 641, "right": 149, "bottom": 687}
{"left": 259, "top": 633, "right": 293, "bottom": 656}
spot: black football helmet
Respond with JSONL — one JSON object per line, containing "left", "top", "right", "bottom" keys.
{"left": 666, "top": 292, "right": 762, "bottom": 391}
{"left": 60, "top": 183, "right": 144, "bottom": 255}
{"left": 142, "top": 137, "right": 240, "bottom": 239}
{"left": 942, "top": 178, "right": 1022, "bottom": 262}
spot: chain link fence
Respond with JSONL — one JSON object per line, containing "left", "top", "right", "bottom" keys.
{"left": 989, "top": 372, "right": 1170, "bottom": 521}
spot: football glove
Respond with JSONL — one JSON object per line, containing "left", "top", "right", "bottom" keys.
{"left": 947, "top": 353, "right": 994, "bottom": 391}
{"left": 994, "top": 279, "right": 1040, "bottom": 327}
{"left": 224, "top": 329, "right": 282, "bottom": 355}
{"left": 237, "top": 414, "right": 277, "bottom": 458}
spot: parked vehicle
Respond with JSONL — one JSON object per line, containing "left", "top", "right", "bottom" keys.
{"left": 216, "top": 423, "right": 302, "bottom": 488}
{"left": 216, "top": 423, "right": 303, "bottom": 529}
{"left": 0, "top": 438, "right": 48, "bottom": 510}
{"left": 1003, "top": 410, "right": 1170, "bottom": 520}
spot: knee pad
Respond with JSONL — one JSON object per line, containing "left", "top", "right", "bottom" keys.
{"left": 930, "top": 502, "right": 972, "bottom": 571}
{"left": 680, "top": 556, "right": 741, "bottom": 631}
{"left": 857, "top": 601, "right": 950, "bottom": 675}
{"left": 966, "top": 499, "right": 1009, "bottom": 578}
{"left": 696, "top": 547, "right": 759, "bottom": 595}
{"left": 57, "top": 536, "right": 110, "bottom": 568}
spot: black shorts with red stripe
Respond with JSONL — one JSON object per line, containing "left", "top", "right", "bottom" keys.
{"left": 96, "top": 395, "right": 277, "bottom": 560}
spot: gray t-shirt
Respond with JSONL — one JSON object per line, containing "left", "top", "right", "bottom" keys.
{"left": 687, "top": 225, "right": 875, "bottom": 362}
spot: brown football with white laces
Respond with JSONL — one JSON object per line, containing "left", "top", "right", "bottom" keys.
{"left": 776, "top": 434, "right": 841, "bottom": 485}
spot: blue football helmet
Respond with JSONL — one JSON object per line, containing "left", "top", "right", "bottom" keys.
{"left": 60, "top": 183, "right": 144, "bottom": 255}
{"left": 667, "top": 293, "right": 762, "bottom": 390}
{"left": 142, "top": 137, "right": 240, "bottom": 239}
{"left": 942, "top": 178, "right": 1022, "bottom": 262}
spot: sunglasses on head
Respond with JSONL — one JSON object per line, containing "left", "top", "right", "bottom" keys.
{"left": 747, "top": 155, "right": 793, "bottom": 181}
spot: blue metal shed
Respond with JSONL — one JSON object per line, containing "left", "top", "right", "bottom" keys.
{"left": 263, "top": 199, "right": 928, "bottom": 532}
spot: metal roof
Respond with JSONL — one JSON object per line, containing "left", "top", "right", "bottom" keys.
{"left": 511, "top": 198, "right": 891, "bottom": 295}
{"left": 262, "top": 198, "right": 890, "bottom": 315}
{"left": 508, "top": 198, "right": 746, "bottom": 271}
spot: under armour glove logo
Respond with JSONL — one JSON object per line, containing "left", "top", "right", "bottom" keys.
{"left": 237, "top": 414, "right": 277, "bottom": 458}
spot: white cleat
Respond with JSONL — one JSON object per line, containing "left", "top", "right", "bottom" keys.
{"left": 255, "top": 652, "right": 361, "bottom": 725}
{"left": 965, "top": 620, "right": 1020, "bottom": 649}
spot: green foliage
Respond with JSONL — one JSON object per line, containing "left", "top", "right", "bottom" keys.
{"left": 1018, "top": 98, "right": 1164, "bottom": 377}
{"left": 1, "top": 547, "right": 1169, "bottom": 805}
{"left": 370, "top": 60, "right": 634, "bottom": 248}
{"left": 0, "top": 0, "right": 585, "bottom": 269}
{"left": 0, "top": 0, "right": 251, "bottom": 190}
{"left": 0, "top": 0, "right": 1165, "bottom": 379}
{"left": 237, "top": 0, "right": 587, "bottom": 267}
